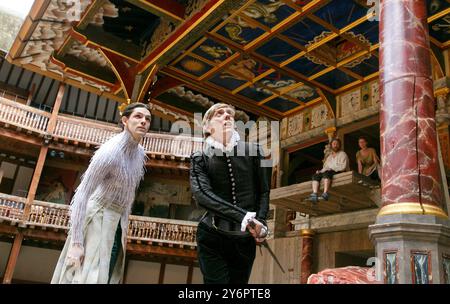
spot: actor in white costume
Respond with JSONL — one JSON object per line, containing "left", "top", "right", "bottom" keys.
{"left": 52, "top": 103, "right": 151, "bottom": 284}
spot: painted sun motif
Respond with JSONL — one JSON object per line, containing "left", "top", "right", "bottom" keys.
{"left": 180, "top": 59, "right": 205, "bottom": 73}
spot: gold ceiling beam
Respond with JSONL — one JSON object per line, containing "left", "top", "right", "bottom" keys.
{"left": 128, "top": 0, "right": 185, "bottom": 23}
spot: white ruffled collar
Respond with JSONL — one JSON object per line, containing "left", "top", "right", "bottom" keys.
{"left": 205, "top": 130, "right": 240, "bottom": 152}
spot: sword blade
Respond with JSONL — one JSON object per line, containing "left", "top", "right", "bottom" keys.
{"left": 261, "top": 240, "right": 286, "bottom": 273}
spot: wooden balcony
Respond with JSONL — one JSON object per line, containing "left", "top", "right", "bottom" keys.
{"left": 0, "top": 97, "right": 203, "bottom": 159}
{"left": 0, "top": 193, "right": 197, "bottom": 249}
{"left": 270, "top": 171, "right": 380, "bottom": 216}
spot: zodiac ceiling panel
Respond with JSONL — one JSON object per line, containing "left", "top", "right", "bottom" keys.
{"left": 312, "top": 0, "right": 368, "bottom": 29}
{"left": 241, "top": 0, "right": 297, "bottom": 28}
{"left": 191, "top": 39, "right": 234, "bottom": 63}
{"left": 281, "top": 17, "right": 330, "bottom": 45}
{"left": 264, "top": 96, "right": 299, "bottom": 113}
{"left": 215, "top": 17, "right": 266, "bottom": 46}
{"left": 255, "top": 37, "right": 301, "bottom": 63}
{"left": 315, "top": 68, "right": 357, "bottom": 90}
{"left": 160, "top": 0, "right": 450, "bottom": 117}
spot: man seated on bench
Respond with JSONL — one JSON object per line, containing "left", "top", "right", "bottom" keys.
{"left": 309, "top": 138, "right": 349, "bottom": 203}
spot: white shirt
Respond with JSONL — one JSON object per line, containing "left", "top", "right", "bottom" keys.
{"left": 321, "top": 150, "right": 349, "bottom": 173}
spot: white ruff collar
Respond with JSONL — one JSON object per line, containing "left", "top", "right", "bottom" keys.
{"left": 205, "top": 130, "right": 240, "bottom": 152}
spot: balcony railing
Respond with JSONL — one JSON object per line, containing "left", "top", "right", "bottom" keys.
{"left": 0, "top": 193, "right": 25, "bottom": 222}
{"left": 0, "top": 193, "right": 197, "bottom": 247}
{"left": 128, "top": 215, "right": 197, "bottom": 247}
{"left": 0, "top": 97, "right": 203, "bottom": 158}
{"left": 0, "top": 97, "right": 49, "bottom": 134}
{"left": 53, "top": 114, "right": 118, "bottom": 145}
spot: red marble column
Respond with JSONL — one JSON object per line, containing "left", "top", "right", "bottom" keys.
{"left": 300, "top": 229, "right": 314, "bottom": 284}
{"left": 379, "top": 0, "right": 446, "bottom": 217}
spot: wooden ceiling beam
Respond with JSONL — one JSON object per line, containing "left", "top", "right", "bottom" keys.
{"left": 160, "top": 67, "right": 282, "bottom": 120}
{"left": 127, "top": 0, "right": 185, "bottom": 23}
{"left": 151, "top": 75, "right": 183, "bottom": 98}
{"left": 51, "top": 53, "right": 117, "bottom": 85}
{"left": 100, "top": 49, "right": 138, "bottom": 100}
{"left": 206, "top": 31, "right": 334, "bottom": 94}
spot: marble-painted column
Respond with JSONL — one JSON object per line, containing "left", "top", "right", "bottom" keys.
{"left": 300, "top": 229, "right": 314, "bottom": 284}
{"left": 379, "top": 0, "right": 446, "bottom": 218}
{"left": 369, "top": 0, "right": 450, "bottom": 284}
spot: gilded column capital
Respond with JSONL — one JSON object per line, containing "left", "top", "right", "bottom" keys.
{"left": 300, "top": 228, "right": 315, "bottom": 238}
{"left": 324, "top": 127, "right": 336, "bottom": 141}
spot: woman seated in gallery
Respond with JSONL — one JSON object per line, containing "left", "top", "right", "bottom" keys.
{"left": 356, "top": 136, "right": 380, "bottom": 181}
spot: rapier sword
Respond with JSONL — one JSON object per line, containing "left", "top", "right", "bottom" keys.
{"left": 248, "top": 219, "right": 286, "bottom": 273}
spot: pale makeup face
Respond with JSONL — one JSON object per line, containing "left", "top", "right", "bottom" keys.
{"left": 122, "top": 107, "right": 151, "bottom": 141}
{"left": 358, "top": 138, "right": 368, "bottom": 149}
{"left": 206, "top": 107, "right": 235, "bottom": 144}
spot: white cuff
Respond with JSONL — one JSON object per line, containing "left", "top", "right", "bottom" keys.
{"left": 241, "top": 212, "right": 256, "bottom": 232}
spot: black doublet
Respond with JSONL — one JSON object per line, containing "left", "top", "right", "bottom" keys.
{"left": 190, "top": 141, "right": 271, "bottom": 233}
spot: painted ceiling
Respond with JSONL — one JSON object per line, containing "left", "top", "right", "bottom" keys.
{"left": 7, "top": 0, "right": 450, "bottom": 120}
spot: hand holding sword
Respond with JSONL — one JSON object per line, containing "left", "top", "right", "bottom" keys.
{"left": 246, "top": 217, "right": 268, "bottom": 243}
{"left": 247, "top": 218, "right": 286, "bottom": 273}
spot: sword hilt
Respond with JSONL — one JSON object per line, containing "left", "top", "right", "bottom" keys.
{"left": 247, "top": 218, "right": 268, "bottom": 238}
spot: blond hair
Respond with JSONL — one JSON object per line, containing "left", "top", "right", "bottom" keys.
{"left": 202, "top": 103, "right": 235, "bottom": 138}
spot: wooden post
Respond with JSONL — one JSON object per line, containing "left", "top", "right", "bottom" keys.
{"left": 21, "top": 147, "right": 48, "bottom": 221}
{"left": 21, "top": 83, "right": 65, "bottom": 221}
{"left": 300, "top": 229, "right": 314, "bottom": 284}
{"left": 46, "top": 83, "right": 66, "bottom": 133}
{"left": 26, "top": 83, "right": 35, "bottom": 106}
{"left": 158, "top": 262, "right": 166, "bottom": 284}
{"left": 122, "top": 256, "right": 130, "bottom": 284}
{"left": 281, "top": 151, "right": 289, "bottom": 187}
{"left": 2, "top": 233, "right": 24, "bottom": 284}
{"left": 186, "top": 263, "right": 193, "bottom": 284}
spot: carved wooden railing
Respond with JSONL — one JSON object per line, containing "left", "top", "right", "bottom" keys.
{"left": 53, "top": 114, "right": 118, "bottom": 145}
{"left": 0, "top": 193, "right": 198, "bottom": 247}
{"left": 0, "top": 193, "right": 25, "bottom": 222}
{"left": 0, "top": 97, "right": 203, "bottom": 158}
{"left": 142, "top": 133, "right": 203, "bottom": 158}
{"left": 128, "top": 215, "right": 197, "bottom": 247}
{"left": 0, "top": 97, "right": 50, "bottom": 133}
{"left": 26, "top": 200, "right": 71, "bottom": 229}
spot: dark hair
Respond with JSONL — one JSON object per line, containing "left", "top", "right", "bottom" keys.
{"left": 119, "top": 102, "right": 152, "bottom": 130}
{"left": 330, "top": 138, "right": 341, "bottom": 146}
{"left": 358, "top": 136, "right": 369, "bottom": 143}
{"left": 121, "top": 102, "right": 151, "bottom": 118}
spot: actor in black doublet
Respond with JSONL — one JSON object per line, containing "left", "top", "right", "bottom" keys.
{"left": 190, "top": 103, "right": 271, "bottom": 284}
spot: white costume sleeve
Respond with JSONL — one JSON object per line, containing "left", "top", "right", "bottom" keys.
{"left": 69, "top": 145, "right": 113, "bottom": 246}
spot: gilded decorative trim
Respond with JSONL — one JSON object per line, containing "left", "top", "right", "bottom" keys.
{"left": 300, "top": 229, "right": 315, "bottom": 237}
{"left": 378, "top": 202, "right": 448, "bottom": 219}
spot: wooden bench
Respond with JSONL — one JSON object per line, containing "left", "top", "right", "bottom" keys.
{"left": 270, "top": 171, "right": 380, "bottom": 216}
